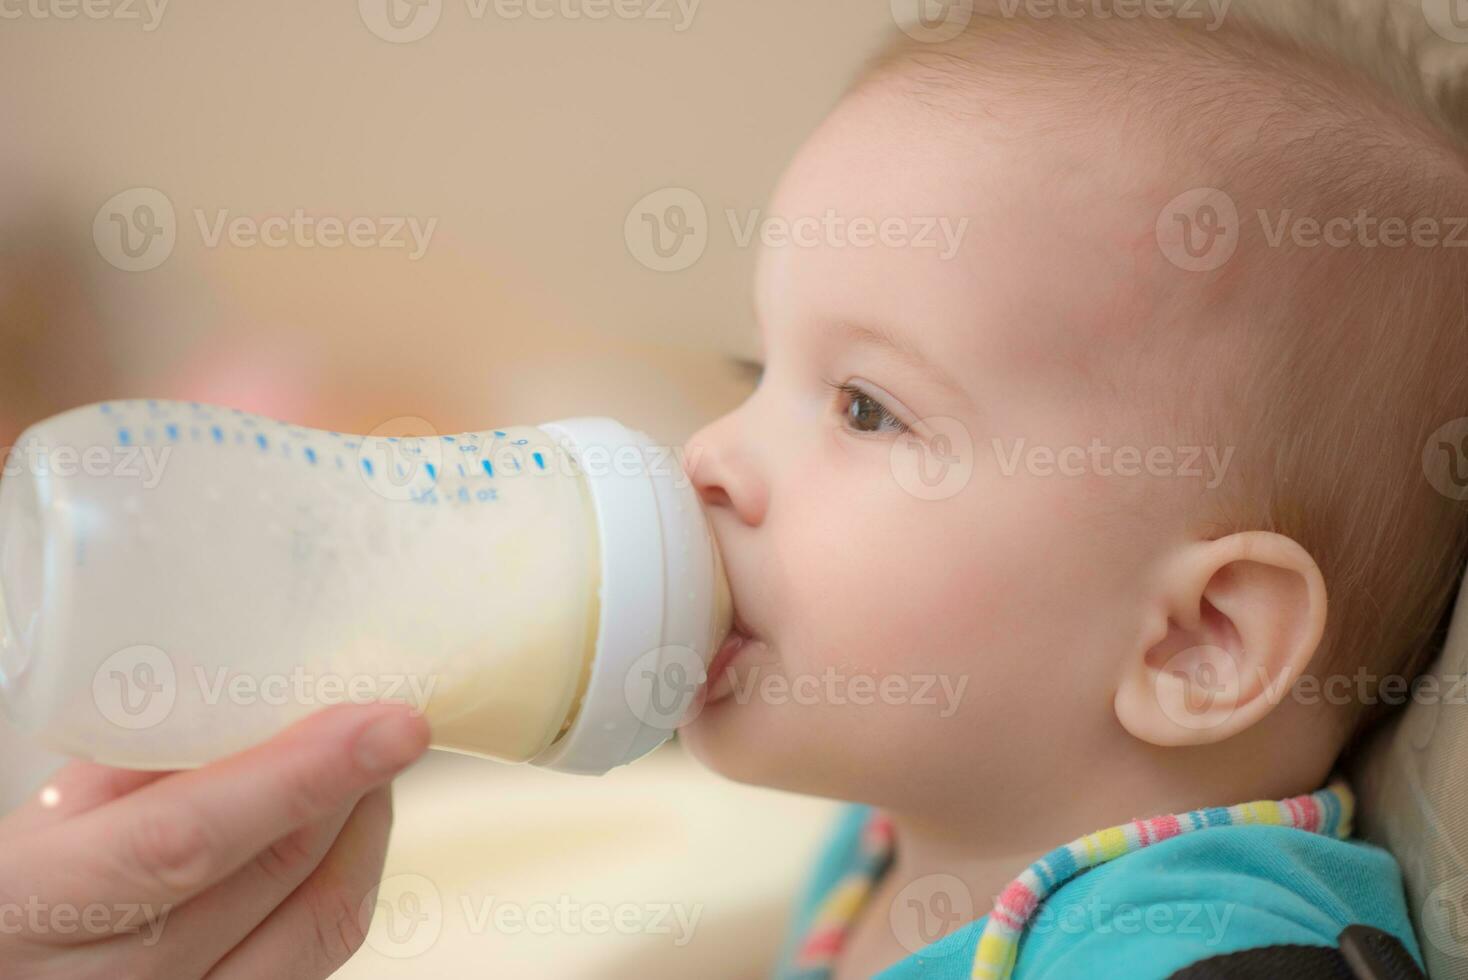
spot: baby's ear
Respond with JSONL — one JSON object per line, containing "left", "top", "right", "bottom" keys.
{"left": 1113, "top": 531, "right": 1327, "bottom": 747}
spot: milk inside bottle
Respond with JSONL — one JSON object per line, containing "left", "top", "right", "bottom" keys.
{"left": 0, "top": 400, "right": 731, "bottom": 774}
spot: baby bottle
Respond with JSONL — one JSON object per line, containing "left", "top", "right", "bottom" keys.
{"left": 0, "top": 400, "right": 730, "bottom": 774}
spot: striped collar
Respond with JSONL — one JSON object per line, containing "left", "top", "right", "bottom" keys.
{"left": 789, "top": 780, "right": 1354, "bottom": 980}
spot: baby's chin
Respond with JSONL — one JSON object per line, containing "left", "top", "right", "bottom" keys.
{"left": 677, "top": 698, "right": 800, "bottom": 791}
{"left": 677, "top": 652, "right": 805, "bottom": 788}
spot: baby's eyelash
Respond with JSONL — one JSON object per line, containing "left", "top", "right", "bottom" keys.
{"left": 825, "top": 380, "right": 910, "bottom": 435}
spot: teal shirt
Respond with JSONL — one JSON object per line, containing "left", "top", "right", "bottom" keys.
{"left": 777, "top": 804, "right": 1424, "bottom": 979}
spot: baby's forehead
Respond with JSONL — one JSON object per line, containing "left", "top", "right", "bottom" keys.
{"left": 759, "top": 84, "right": 1170, "bottom": 373}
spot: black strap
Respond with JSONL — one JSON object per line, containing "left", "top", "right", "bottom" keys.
{"left": 1165, "top": 926, "right": 1424, "bottom": 980}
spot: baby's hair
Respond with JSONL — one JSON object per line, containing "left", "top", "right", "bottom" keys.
{"left": 853, "top": 1, "right": 1468, "bottom": 744}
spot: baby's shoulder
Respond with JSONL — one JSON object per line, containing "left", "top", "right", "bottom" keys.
{"left": 1015, "top": 824, "right": 1421, "bottom": 980}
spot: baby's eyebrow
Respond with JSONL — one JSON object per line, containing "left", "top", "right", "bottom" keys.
{"left": 834, "top": 319, "right": 969, "bottom": 401}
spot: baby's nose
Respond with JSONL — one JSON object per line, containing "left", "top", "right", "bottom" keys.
{"left": 684, "top": 421, "right": 768, "bottom": 527}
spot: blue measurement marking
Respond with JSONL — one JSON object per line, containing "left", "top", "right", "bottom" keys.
{"left": 305, "top": 447, "right": 317, "bottom": 465}
{"left": 532, "top": 451, "right": 545, "bottom": 470}
{"left": 425, "top": 462, "right": 437, "bottom": 481}
{"left": 255, "top": 434, "right": 269, "bottom": 452}
{"left": 443, "top": 435, "right": 456, "bottom": 442}
{"left": 493, "top": 430, "right": 506, "bottom": 437}
{"left": 481, "top": 459, "right": 494, "bottom": 477}
{"left": 211, "top": 426, "right": 224, "bottom": 444}
{"left": 362, "top": 458, "right": 374, "bottom": 477}
{"left": 165, "top": 424, "right": 179, "bottom": 441}
{"left": 117, "top": 428, "right": 131, "bottom": 445}
{"left": 100, "top": 404, "right": 113, "bottom": 415}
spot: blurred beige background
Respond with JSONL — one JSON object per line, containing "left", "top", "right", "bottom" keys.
{"left": 0, "top": 2, "right": 905, "bottom": 976}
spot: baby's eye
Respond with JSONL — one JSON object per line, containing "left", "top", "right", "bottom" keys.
{"left": 830, "top": 381, "right": 909, "bottom": 435}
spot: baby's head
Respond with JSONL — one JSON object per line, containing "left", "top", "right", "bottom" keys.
{"left": 679, "top": 4, "right": 1468, "bottom": 841}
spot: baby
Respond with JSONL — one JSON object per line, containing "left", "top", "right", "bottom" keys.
{"left": 678, "top": 3, "right": 1468, "bottom": 978}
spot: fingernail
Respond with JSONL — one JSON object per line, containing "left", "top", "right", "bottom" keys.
{"left": 354, "top": 710, "right": 429, "bottom": 775}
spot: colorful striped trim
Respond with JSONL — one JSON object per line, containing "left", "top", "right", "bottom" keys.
{"left": 789, "top": 780, "right": 1355, "bottom": 980}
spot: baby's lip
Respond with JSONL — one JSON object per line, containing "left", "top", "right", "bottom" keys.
{"left": 702, "top": 627, "right": 751, "bottom": 705}
{"left": 730, "top": 607, "right": 757, "bottom": 642}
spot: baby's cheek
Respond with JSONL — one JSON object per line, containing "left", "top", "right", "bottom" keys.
{"left": 773, "top": 496, "right": 1011, "bottom": 680}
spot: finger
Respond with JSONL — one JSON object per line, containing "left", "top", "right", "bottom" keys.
{"left": 147, "top": 802, "right": 359, "bottom": 980}
{"left": 2, "top": 702, "right": 427, "bottom": 919}
{"left": 204, "top": 787, "right": 395, "bottom": 980}
{"left": 2, "top": 762, "right": 169, "bottom": 837}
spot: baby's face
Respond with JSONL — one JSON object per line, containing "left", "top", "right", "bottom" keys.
{"left": 679, "top": 84, "right": 1197, "bottom": 811}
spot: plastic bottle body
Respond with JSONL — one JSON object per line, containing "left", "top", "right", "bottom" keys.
{"left": 0, "top": 401, "right": 664, "bottom": 770}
